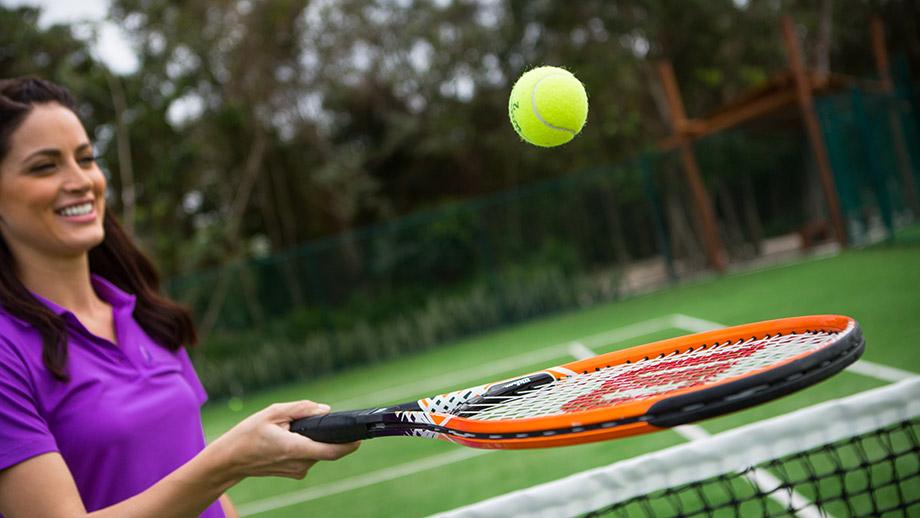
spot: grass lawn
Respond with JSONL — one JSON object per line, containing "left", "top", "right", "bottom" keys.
{"left": 201, "top": 242, "right": 920, "bottom": 517}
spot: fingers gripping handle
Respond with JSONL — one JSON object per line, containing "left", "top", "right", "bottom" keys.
{"left": 290, "top": 409, "right": 383, "bottom": 443}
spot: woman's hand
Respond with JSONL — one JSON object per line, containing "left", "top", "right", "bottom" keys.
{"left": 206, "top": 400, "right": 360, "bottom": 482}
{"left": 0, "top": 401, "right": 358, "bottom": 518}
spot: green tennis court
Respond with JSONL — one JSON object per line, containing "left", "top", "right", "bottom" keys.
{"left": 201, "top": 243, "right": 920, "bottom": 517}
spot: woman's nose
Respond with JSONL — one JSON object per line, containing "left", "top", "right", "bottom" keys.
{"left": 60, "top": 158, "right": 94, "bottom": 193}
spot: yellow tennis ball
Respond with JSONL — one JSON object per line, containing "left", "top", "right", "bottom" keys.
{"left": 508, "top": 66, "right": 588, "bottom": 148}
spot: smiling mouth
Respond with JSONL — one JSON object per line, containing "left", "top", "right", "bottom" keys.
{"left": 56, "top": 202, "right": 94, "bottom": 217}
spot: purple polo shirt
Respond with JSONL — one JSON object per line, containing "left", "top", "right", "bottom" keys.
{"left": 0, "top": 275, "right": 223, "bottom": 517}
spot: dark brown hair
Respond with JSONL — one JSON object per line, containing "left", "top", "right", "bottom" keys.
{"left": 0, "top": 77, "right": 197, "bottom": 380}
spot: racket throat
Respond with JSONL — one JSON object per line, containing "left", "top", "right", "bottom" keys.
{"left": 455, "top": 372, "right": 556, "bottom": 416}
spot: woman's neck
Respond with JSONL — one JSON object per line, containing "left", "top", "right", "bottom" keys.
{"left": 17, "top": 254, "right": 103, "bottom": 314}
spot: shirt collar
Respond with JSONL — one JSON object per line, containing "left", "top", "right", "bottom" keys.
{"left": 89, "top": 274, "right": 138, "bottom": 312}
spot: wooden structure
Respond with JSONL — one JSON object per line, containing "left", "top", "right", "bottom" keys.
{"left": 655, "top": 15, "right": 908, "bottom": 264}
{"left": 656, "top": 61, "right": 727, "bottom": 272}
{"left": 781, "top": 15, "right": 848, "bottom": 248}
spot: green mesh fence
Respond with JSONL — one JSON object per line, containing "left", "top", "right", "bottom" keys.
{"left": 172, "top": 163, "right": 662, "bottom": 396}
{"left": 816, "top": 58, "right": 920, "bottom": 245}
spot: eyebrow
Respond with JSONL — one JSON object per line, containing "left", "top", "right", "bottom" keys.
{"left": 21, "top": 143, "right": 94, "bottom": 164}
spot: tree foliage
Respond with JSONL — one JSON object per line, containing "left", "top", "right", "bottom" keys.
{"left": 2, "top": 0, "right": 917, "bottom": 277}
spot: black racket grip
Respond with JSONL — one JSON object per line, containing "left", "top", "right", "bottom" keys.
{"left": 290, "top": 409, "right": 381, "bottom": 443}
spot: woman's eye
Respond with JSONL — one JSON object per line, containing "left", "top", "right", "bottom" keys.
{"left": 29, "top": 163, "right": 55, "bottom": 173}
{"left": 79, "top": 156, "right": 97, "bottom": 166}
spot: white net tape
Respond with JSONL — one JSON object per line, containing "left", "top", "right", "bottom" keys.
{"left": 434, "top": 377, "right": 920, "bottom": 518}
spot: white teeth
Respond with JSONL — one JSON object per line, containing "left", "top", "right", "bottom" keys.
{"left": 57, "top": 202, "right": 93, "bottom": 217}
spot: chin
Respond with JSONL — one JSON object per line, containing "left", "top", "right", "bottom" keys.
{"left": 84, "top": 230, "right": 106, "bottom": 250}
{"left": 61, "top": 230, "right": 106, "bottom": 255}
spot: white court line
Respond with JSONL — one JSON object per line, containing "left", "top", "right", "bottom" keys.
{"left": 332, "top": 316, "right": 675, "bottom": 409}
{"left": 576, "top": 316, "right": 675, "bottom": 349}
{"left": 668, "top": 313, "right": 724, "bottom": 333}
{"left": 846, "top": 360, "right": 918, "bottom": 382}
{"left": 669, "top": 314, "right": 919, "bottom": 383}
{"left": 238, "top": 448, "right": 491, "bottom": 516}
{"left": 332, "top": 346, "right": 567, "bottom": 409}
{"left": 744, "top": 467, "right": 828, "bottom": 518}
{"left": 673, "top": 425, "right": 827, "bottom": 518}
{"left": 567, "top": 341, "right": 595, "bottom": 360}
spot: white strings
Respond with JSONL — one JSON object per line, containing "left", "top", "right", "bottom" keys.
{"left": 457, "top": 331, "right": 839, "bottom": 421}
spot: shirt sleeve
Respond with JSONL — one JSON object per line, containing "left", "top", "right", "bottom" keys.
{"left": 177, "top": 348, "right": 209, "bottom": 407}
{"left": 0, "top": 338, "right": 58, "bottom": 471}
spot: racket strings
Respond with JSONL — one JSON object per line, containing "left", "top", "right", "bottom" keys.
{"left": 456, "top": 330, "right": 840, "bottom": 420}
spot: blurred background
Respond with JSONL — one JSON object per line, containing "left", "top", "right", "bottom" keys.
{"left": 6, "top": 2, "right": 920, "bottom": 516}
{"left": 3, "top": 0, "right": 919, "bottom": 400}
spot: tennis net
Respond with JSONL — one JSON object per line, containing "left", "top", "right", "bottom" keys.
{"left": 436, "top": 377, "right": 920, "bottom": 517}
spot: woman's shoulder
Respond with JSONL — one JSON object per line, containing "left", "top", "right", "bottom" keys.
{"left": 0, "top": 305, "right": 46, "bottom": 361}
{"left": 0, "top": 300, "right": 41, "bottom": 330}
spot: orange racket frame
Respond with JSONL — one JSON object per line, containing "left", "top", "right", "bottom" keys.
{"left": 291, "top": 315, "right": 864, "bottom": 449}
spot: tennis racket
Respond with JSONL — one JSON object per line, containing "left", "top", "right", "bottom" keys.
{"left": 291, "top": 315, "right": 863, "bottom": 449}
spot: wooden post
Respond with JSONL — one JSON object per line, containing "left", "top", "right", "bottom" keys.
{"left": 656, "top": 60, "right": 726, "bottom": 272}
{"left": 781, "top": 16, "right": 848, "bottom": 247}
{"left": 871, "top": 16, "right": 920, "bottom": 215}
{"left": 870, "top": 17, "right": 892, "bottom": 91}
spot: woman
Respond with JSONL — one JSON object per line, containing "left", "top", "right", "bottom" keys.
{"left": 0, "top": 77, "right": 359, "bottom": 517}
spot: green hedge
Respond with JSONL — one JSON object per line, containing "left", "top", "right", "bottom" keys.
{"left": 191, "top": 262, "right": 620, "bottom": 399}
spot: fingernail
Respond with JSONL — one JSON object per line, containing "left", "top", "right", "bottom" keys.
{"left": 317, "top": 403, "right": 331, "bottom": 412}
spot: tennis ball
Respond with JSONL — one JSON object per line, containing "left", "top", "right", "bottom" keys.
{"left": 508, "top": 66, "right": 588, "bottom": 147}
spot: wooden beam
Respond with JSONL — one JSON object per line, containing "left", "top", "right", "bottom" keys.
{"left": 781, "top": 16, "right": 848, "bottom": 247}
{"left": 702, "top": 91, "right": 798, "bottom": 136}
{"left": 657, "top": 60, "right": 727, "bottom": 272}
{"left": 657, "top": 89, "right": 799, "bottom": 150}
{"left": 870, "top": 17, "right": 892, "bottom": 91}
{"left": 657, "top": 71, "right": 867, "bottom": 151}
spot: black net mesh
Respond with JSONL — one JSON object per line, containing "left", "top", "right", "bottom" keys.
{"left": 586, "top": 419, "right": 920, "bottom": 518}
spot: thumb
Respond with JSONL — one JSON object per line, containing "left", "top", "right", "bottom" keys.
{"left": 264, "top": 400, "right": 331, "bottom": 423}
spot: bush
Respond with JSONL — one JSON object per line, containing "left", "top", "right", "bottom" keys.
{"left": 192, "top": 262, "right": 621, "bottom": 399}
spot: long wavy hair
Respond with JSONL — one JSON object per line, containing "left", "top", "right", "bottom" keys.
{"left": 0, "top": 76, "right": 197, "bottom": 381}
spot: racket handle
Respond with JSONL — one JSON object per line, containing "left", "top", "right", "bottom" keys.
{"left": 290, "top": 409, "right": 381, "bottom": 443}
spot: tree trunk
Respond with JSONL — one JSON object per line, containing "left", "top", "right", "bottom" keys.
{"left": 105, "top": 71, "right": 136, "bottom": 234}
{"left": 740, "top": 172, "right": 765, "bottom": 255}
{"left": 605, "top": 185, "right": 631, "bottom": 267}
{"left": 198, "top": 128, "right": 268, "bottom": 338}
{"left": 665, "top": 168, "right": 705, "bottom": 271}
{"left": 814, "top": 0, "right": 833, "bottom": 80}
{"left": 715, "top": 179, "right": 749, "bottom": 259}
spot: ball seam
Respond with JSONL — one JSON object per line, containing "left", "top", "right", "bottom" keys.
{"left": 531, "top": 73, "right": 578, "bottom": 135}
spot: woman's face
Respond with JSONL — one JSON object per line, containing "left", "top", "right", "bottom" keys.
{"left": 0, "top": 103, "right": 106, "bottom": 262}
